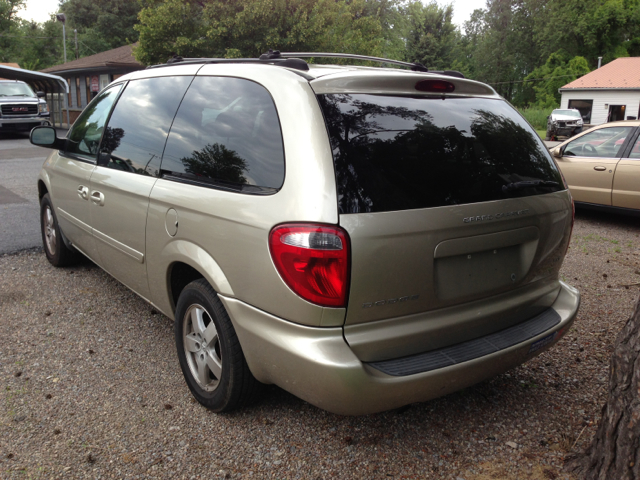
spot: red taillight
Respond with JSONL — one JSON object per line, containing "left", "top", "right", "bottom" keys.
{"left": 415, "top": 79, "right": 455, "bottom": 93}
{"left": 269, "top": 224, "right": 350, "bottom": 308}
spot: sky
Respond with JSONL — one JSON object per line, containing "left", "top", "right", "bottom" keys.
{"left": 17, "top": 0, "right": 488, "bottom": 29}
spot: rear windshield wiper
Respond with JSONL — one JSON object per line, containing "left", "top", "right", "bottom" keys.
{"left": 502, "top": 180, "right": 559, "bottom": 193}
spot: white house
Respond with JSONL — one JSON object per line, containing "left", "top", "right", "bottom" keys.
{"left": 559, "top": 57, "right": 640, "bottom": 125}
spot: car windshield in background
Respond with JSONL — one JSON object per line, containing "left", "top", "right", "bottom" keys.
{"left": 553, "top": 110, "right": 581, "bottom": 118}
{"left": 0, "top": 82, "right": 35, "bottom": 97}
{"left": 317, "top": 94, "right": 564, "bottom": 214}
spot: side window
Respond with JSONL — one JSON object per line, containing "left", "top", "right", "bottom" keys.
{"left": 161, "top": 76, "right": 285, "bottom": 194}
{"left": 98, "top": 76, "right": 193, "bottom": 177}
{"left": 66, "top": 85, "right": 123, "bottom": 159}
{"left": 563, "top": 126, "right": 634, "bottom": 158}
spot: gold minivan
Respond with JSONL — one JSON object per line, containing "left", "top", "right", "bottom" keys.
{"left": 31, "top": 53, "right": 580, "bottom": 415}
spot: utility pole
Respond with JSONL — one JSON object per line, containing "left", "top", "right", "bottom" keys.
{"left": 74, "top": 29, "right": 78, "bottom": 60}
{"left": 55, "top": 13, "right": 67, "bottom": 64}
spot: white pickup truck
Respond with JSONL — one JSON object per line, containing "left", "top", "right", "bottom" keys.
{"left": 0, "top": 80, "right": 51, "bottom": 133}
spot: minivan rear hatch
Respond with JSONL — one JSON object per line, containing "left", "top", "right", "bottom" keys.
{"left": 311, "top": 72, "right": 573, "bottom": 360}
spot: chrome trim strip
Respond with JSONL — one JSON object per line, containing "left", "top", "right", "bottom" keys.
{"left": 93, "top": 228, "right": 145, "bottom": 264}
{"left": 57, "top": 208, "right": 92, "bottom": 234}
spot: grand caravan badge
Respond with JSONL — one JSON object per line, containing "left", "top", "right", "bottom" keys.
{"left": 463, "top": 209, "right": 529, "bottom": 223}
{"left": 363, "top": 295, "right": 420, "bottom": 308}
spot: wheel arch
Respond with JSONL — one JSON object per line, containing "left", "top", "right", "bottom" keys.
{"left": 37, "top": 179, "right": 49, "bottom": 200}
{"left": 157, "top": 240, "right": 235, "bottom": 316}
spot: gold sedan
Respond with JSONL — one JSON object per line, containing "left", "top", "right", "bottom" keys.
{"left": 550, "top": 121, "right": 640, "bottom": 211}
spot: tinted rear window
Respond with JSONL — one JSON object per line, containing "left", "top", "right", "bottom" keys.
{"left": 317, "top": 94, "right": 564, "bottom": 214}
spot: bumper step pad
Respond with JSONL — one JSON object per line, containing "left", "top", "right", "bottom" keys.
{"left": 367, "top": 308, "right": 561, "bottom": 376}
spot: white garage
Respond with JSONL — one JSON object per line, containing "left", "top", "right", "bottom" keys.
{"left": 559, "top": 57, "right": 640, "bottom": 126}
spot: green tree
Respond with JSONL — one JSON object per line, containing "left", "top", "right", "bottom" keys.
{"left": 536, "top": 0, "right": 640, "bottom": 68}
{"left": 403, "top": 1, "right": 457, "bottom": 70}
{"left": 11, "top": 19, "right": 65, "bottom": 69}
{"left": 464, "top": 0, "right": 544, "bottom": 103}
{"left": 58, "top": 0, "right": 141, "bottom": 52}
{"left": 0, "top": 0, "right": 25, "bottom": 62}
{"left": 523, "top": 52, "right": 590, "bottom": 108}
{"left": 135, "top": 0, "right": 386, "bottom": 66}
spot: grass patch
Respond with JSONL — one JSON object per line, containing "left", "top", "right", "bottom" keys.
{"left": 518, "top": 107, "right": 552, "bottom": 130}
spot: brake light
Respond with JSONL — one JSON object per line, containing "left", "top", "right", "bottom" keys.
{"left": 415, "top": 79, "right": 455, "bottom": 93}
{"left": 269, "top": 224, "right": 350, "bottom": 308}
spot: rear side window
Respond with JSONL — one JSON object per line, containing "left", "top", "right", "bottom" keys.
{"left": 317, "top": 94, "right": 564, "bottom": 214}
{"left": 99, "top": 76, "right": 193, "bottom": 176}
{"left": 161, "top": 76, "right": 285, "bottom": 194}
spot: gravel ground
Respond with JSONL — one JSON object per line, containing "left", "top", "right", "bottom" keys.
{"left": 1, "top": 207, "right": 639, "bottom": 480}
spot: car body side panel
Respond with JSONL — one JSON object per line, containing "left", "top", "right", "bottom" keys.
{"left": 612, "top": 159, "right": 640, "bottom": 209}
{"left": 146, "top": 179, "right": 327, "bottom": 326}
{"left": 555, "top": 156, "right": 618, "bottom": 205}
{"left": 146, "top": 238, "right": 234, "bottom": 319}
{"left": 43, "top": 151, "right": 98, "bottom": 259}
{"left": 145, "top": 66, "right": 340, "bottom": 326}
{"left": 89, "top": 167, "right": 157, "bottom": 299}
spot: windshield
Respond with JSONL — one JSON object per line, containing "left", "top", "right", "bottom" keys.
{"left": 0, "top": 82, "right": 36, "bottom": 97}
{"left": 318, "top": 94, "right": 564, "bottom": 214}
{"left": 553, "top": 110, "right": 581, "bottom": 118}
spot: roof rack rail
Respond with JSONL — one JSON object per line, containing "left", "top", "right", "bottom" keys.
{"left": 149, "top": 51, "right": 464, "bottom": 78}
{"left": 148, "top": 56, "right": 311, "bottom": 72}
{"left": 263, "top": 51, "right": 429, "bottom": 73}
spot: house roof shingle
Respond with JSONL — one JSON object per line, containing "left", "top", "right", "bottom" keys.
{"left": 560, "top": 57, "right": 640, "bottom": 90}
{"left": 40, "top": 44, "right": 142, "bottom": 74}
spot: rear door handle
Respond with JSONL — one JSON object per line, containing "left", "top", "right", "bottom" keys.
{"left": 594, "top": 166, "right": 607, "bottom": 171}
{"left": 77, "top": 185, "right": 89, "bottom": 200}
{"left": 90, "top": 190, "right": 105, "bottom": 206}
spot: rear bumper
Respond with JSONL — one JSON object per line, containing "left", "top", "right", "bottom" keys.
{"left": 221, "top": 281, "right": 579, "bottom": 415}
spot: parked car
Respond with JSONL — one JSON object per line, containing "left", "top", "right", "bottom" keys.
{"left": 550, "top": 120, "right": 640, "bottom": 213}
{"left": 545, "top": 108, "right": 583, "bottom": 140}
{"left": 0, "top": 80, "right": 50, "bottom": 132}
{"left": 30, "top": 52, "right": 580, "bottom": 415}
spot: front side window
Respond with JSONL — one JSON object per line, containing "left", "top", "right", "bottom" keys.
{"left": 98, "top": 76, "right": 193, "bottom": 176}
{"left": 563, "top": 127, "right": 634, "bottom": 158}
{"left": 161, "top": 76, "right": 285, "bottom": 194}
{"left": 318, "top": 94, "right": 564, "bottom": 214}
{"left": 66, "top": 84, "right": 123, "bottom": 159}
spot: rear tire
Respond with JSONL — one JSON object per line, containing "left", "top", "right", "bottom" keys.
{"left": 40, "top": 193, "right": 81, "bottom": 267}
{"left": 174, "top": 279, "right": 261, "bottom": 412}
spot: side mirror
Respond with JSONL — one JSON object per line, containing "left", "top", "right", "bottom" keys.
{"left": 551, "top": 147, "right": 562, "bottom": 158}
{"left": 36, "top": 91, "right": 46, "bottom": 98}
{"left": 30, "top": 126, "right": 65, "bottom": 150}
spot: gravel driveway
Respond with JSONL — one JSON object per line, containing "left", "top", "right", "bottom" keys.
{"left": 1, "top": 207, "right": 639, "bottom": 480}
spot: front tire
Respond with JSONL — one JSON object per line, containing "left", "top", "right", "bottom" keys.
{"left": 174, "top": 279, "right": 261, "bottom": 412}
{"left": 40, "top": 193, "right": 81, "bottom": 267}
